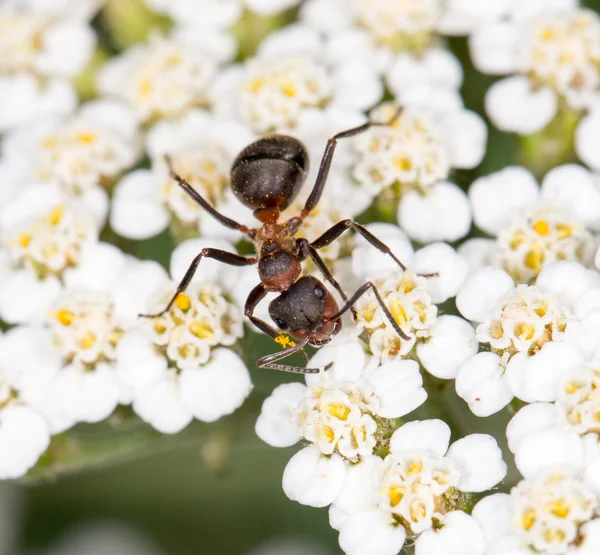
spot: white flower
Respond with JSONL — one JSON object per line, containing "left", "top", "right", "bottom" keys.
{"left": 256, "top": 337, "right": 427, "bottom": 507}
{"left": 473, "top": 449, "right": 600, "bottom": 555}
{"left": 0, "top": 327, "right": 58, "bottom": 478}
{"left": 2, "top": 100, "right": 140, "bottom": 196}
{"left": 348, "top": 100, "right": 482, "bottom": 242}
{"left": 0, "top": 183, "right": 106, "bottom": 324}
{"left": 0, "top": 4, "right": 95, "bottom": 131}
{"left": 473, "top": 7, "right": 600, "bottom": 136}
{"left": 464, "top": 165, "right": 600, "bottom": 282}
{"left": 111, "top": 109, "right": 255, "bottom": 241}
{"left": 348, "top": 236, "right": 475, "bottom": 378}
{"left": 116, "top": 238, "right": 252, "bottom": 434}
{"left": 330, "top": 419, "right": 506, "bottom": 555}
{"left": 456, "top": 261, "right": 600, "bottom": 415}
{"left": 211, "top": 23, "right": 381, "bottom": 133}
{"left": 577, "top": 109, "right": 600, "bottom": 172}
{"left": 97, "top": 34, "right": 223, "bottom": 124}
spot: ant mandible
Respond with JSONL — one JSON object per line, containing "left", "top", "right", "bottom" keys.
{"left": 141, "top": 108, "right": 430, "bottom": 373}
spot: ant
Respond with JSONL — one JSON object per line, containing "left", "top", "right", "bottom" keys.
{"left": 141, "top": 108, "right": 432, "bottom": 373}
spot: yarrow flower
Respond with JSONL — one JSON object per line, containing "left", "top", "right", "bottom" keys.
{"left": 111, "top": 109, "right": 254, "bottom": 241}
{"left": 470, "top": 4, "right": 600, "bottom": 169}
{"left": 0, "top": 2, "right": 96, "bottom": 131}
{"left": 456, "top": 261, "right": 600, "bottom": 416}
{"left": 256, "top": 338, "right": 427, "bottom": 507}
{"left": 462, "top": 164, "right": 600, "bottom": 283}
{"left": 349, "top": 100, "right": 485, "bottom": 243}
{"left": 97, "top": 34, "right": 224, "bottom": 124}
{"left": 329, "top": 419, "right": 506, "bottom": 555}
{"left": 348, "top": 226, "right": 476, "bottom": 379}
{"left": 1, "top": 100, "right": 140, "bottom": 198}
{"left": 116, "top": 238, "right": 252, "bottom": 433}
{"left": 211, "top": 24, "right": 382, "bottom": 133}
{"left": 0, "top": 183, "right": 106, "bottom": 324}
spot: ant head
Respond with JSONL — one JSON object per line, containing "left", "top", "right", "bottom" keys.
{"left": 258, "top": 240, "right": 301, "bottom": 292}
{"left": 230, "top": 135, "right": 309, "bottom": 221}
{"left": 268, "top": 276, "right": 329, "bottom": 333}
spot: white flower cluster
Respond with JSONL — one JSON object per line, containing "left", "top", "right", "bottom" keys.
{"left": 4, "top": 1, "right": 600, "bottom": 553}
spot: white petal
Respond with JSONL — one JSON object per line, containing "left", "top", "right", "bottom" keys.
{"left": 505, "top": 402, "right": 559, "bottom": 455}
{"left": 486, "top": 76, "right": 558, "bottom": 135}
{"left": 387, "top": 48, "right": 463, "bottom": 95}
{"left": 471, "top": 493, "right": 512, "bottom": 545}
{"left": 455, "top": 352, "right": 514, "bottom": 416}
{"left": 469, "top": 166, "right": 539, "bottom": 235}
{"left": 0, "top": 405, "right": 49, "bottom": 479}
{"left": 36, "top": 20, "right": 95, "bottom": 76}
{"left": 456, "top": 267, "right": 514, "bottom": 323}
{"left": 447, "top": 434, "right": 507, "bottom": 492}
{"left": 389, "top": 419, "right": 450, "bottom": 458}
{"left": 536, "top": 261, "right": 600, "bottom": 304}
{"left": 457, "top": 238, "right": 497, "bottom": 272}
{"left": 332, "top": 61, "right": 383, "bottom": 111}
{"left": 63, "top": 242, "right": 127, "bottom": 292}
{"left": 416, "top": 512, "right": 485, "bottom": 555}
{"left": 255, "top": 382, "right": 306, "bottom": 447}
{"left": 338, "top": 509, "right": 406, "bottom": 555}
{"left": 412, "top": 243, "right": 468, "bottom": 303}
{"left": 54, "top": 362, "right": 120, "bottom": 423}
{"left": 0, "top": 271, "right": 61, "bottom": 325}
{"left": 515, "top": 429, "right": 584, "bottom": 479}
{"left": 115, "top": 330, "right": 168, "bottom": 389}
{"left": 469, "top": 22, "right": 519, "bottom": 74}
{"left": 81, "top": 99, "right": 139, "bottom": 140}
{"left": 112, "top": 259, "right": 169, "bottom": 328}
{"left": 306, "top": 340, "right": 366, "bottom": 385}
{"left": 332, "top": 455, "right": 383, "bottom": 520}
{"left": 575, "top": 111, "right": 600, "bottom": 172}
{"left": 577, "top": 520, "right": 600, "bottom": 555}
{"left": 399, "top": 182, "right": 472, "bottom": 243}
{"left": 367, "top": 359, "right": 426, "bottom": 418}
{"left": 541, "top": 164, "right": 600, "bottom": 229}
{"left": 506, "top": 343, "right": 584, "bottom": 403}
{"left": 282, "top": 446, "right": 347, "bottom": 507}
{"left": 110, "top": 170, "right": 170, "bottom": 240}
{"left": 440, "top": 109, "right": 487, "bottom": 169}
{"left": 179, "top": 349, "right": 252, "bottom": 422}
{"left": 133, "top": 376, "right": 192, "bottom": 434}
{"left": 417, "top": 315, "right": 478, "bottom": 379}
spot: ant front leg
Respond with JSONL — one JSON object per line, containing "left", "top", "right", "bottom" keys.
{"left": 311, "top": 220, "right": 438, "bottom": 278}
{"left": 165, "top": 155, "right": 255, "bottom": 239}
{"left": 257, "top": 337, "right": 333, "bottom": 374}
{"left": 140, "top": 249, "right": 256, "bottom": 318}
{"left": 300, "top": 107, "right": 403, "bottom": 219}
{"left": 327, "top": 281, "right": 412, "bottom": 341}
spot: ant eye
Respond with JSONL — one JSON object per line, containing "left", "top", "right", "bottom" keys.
{"left": 314, "top": 286, "right": 328, "bottom": 299}
{"left": 274, "top": 318, "right": 288, "bottom": 330}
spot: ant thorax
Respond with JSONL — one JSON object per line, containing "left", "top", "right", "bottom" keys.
{"left": 253, "top": 223, "right": 296, "bottom": 254}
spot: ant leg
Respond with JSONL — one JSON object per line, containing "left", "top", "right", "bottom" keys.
{"left": 296, "top": 238, "right": 349, "bottom": 303}
{"left": 311, "top": 220, "right": 437, "bottom": 277}
{"left": 300, "top": 107, "right": 403, "bottom": 219}
{"left": 257, "top": 337, "right": 333, "bottom": 374}
{"left": 165, "top": 155, "right": 255, "bottom": 238}
{"left": 140, "top": 249, "right": 257, "bottom": 318}
{"left": 327, "top": 281, "right": 412, "bottom": 341}
{"left": 245, "top": 284, "right": 311, "bottom": 366}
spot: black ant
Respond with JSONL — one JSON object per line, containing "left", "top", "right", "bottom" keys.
{"left": 140, "top": 109, "right": 431, "bottom": 373}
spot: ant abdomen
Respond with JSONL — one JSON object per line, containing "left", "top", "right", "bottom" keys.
{"left": 230, "top": 135, "right": 309, "bottom": 218}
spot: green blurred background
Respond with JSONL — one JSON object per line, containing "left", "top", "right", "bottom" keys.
{"left": 11, "top": 1, "right": 600, "bottom": 553}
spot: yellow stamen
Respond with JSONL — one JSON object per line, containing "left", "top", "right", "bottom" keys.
{"left": 78, "top": 332, "right": 96, "bottom": 350}
{"left": 56, "top": 309, "right": 75, "bottom": 326}
{"left": 47, "top": 205, "right": 64, "bottom": 226}
{"left": 189, "top": 322, "right": 213, "bottom": 339}
{"left": 327, "top": 404, "right": 350, "bottom": 420}
{"left": 546, "top": 500, "right": 569, "bottom": 518}
{"left": 275, "top": 334, "right": 297, "bottom": 348}
{"left": 515, "top": 322, "right": 536, "bottom": 341}
{"left": 388, "top": 485, "right": 404, "bottom": 507}
{"left": 76, "top": 132, "right": 97, "bottom": 144}
{"left": 174, "top": 293, "right": 191, "bottom": 311}
{"left": 521, "top": 508, "right": 536, "bottom": 531}
{"left": 533, "top": 220, "right": 550, "bottom": 235}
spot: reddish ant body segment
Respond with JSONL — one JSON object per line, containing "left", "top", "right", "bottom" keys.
{"left": 140, "top": 109, "right": 431, "bottom": 373}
